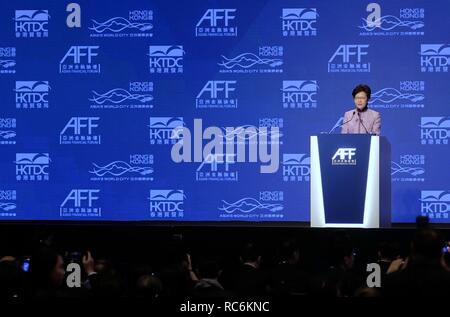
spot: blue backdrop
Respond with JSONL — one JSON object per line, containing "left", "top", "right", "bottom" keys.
{"left": 0, "top": 0, "right": 449, "bottom": 223}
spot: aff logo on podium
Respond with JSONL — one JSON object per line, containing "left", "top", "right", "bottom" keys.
{"left": 332, "top": 148, "right": 357, "bottom": 165}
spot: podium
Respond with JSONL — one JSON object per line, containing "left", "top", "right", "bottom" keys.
{"left": 310, "top": 135, "right": 391, "bottom": 228}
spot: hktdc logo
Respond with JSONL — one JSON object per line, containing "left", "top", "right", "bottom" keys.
{"left": 15, "top": 81, "right": 50, "bottom": 109}
{"left": 282, "top": 154, "right": 310, "bottom": 181}
{"left": 420, "top": 44, "right": 450, "bottom": 73}
{"left": 281, "top": 8, "right": 317, "bottom": 37}
{"left": 148, "top": 45, "right": 184, "bottom": 74}
{"left": 282, "top": 80, "right": 318, "bottom": 109}
{"left": 15, "top": 153, "right": 50, "bottom": 181}
{"left": 420, "top": 191, "right": 450, "bottom": 220}
{"left": 149, "top": 190, "right": 185, "bottom": 218}
{"left": 15, "top": 10, "right": 50, "bottom": 38}
{"left": 149, "top": 117, "right": 184, "bottom": 145}
{"left": 420, "top": 117, "right": 450, "bottom": 145}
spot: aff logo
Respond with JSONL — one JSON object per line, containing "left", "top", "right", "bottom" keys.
{"left": 0, "top": 118, "right": 17, "bottom": 145}
{"left": 149, "top": 190, "right": 185, "bottom": 218}
{"left": 60, "top": 46, "right": 100, "bottom": 74}
{"left": 60, "top": 189, "right": 101, "bottom": 217}
{"left": 282, "top": 80, "right": 318, "bottom": 109}
{"left": 420, "top": 117, "right": 450, "bottom": 145}
{"left": 282, "top": 154, "right": 310, "bottom": 181}
{"left": 196, "top": 153, "right": 238, "bottom": 181}
{"left": 15, "top": 10, "right": 50, "bottom": 38}
{"left": 148, "top": 45, "right": 184, "bottom": 74}
{"left": 328, "top": 45, "right": 370, "bottom": 73}
{"left": 420, "top": 191, "right": 450, "bottom": 220}
{"left": 196, "top": 80, "right": 237, "bottom": 109}
{"left": 281, "top": 8, "right": 317, "bottom": 37}
{"left": 332, "top": 148, "right": 357, "bottom": 165}
{"left": 15, "top": 153, "right": 50, "bottom": 181}
{"left": 149, "top": 117, "right": 184, "bottom": 145}
{"left": 15, "top": 81, "right": 50, "bottom": 109}
{"left": 196, "top": 9, "right": 237, "bottom": 37}
{"left": 420, "top": 44, "right": 450, "bottom": 73}
{"left": 60, "top": 117, "right": 101, "bottom": 145}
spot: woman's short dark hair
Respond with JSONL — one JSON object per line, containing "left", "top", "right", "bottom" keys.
{"left": 352, "top": 84, "right": 371, "bottom": 100}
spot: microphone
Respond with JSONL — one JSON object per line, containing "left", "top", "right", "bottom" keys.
{"left": 328, "top": 111, "right": 355, "bottom": 134}
{"left": 357, "top": 111, "right": 370, "bottom": 134}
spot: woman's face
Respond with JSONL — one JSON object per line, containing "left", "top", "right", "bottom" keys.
{"left": 51, "top": 255, "right": 65, "bottom": 287}
{"left": 353, "top": 91, "right": 368, "bottom": 110}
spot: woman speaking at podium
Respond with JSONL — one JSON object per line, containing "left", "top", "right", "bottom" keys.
{"left": 341, "top": 84, "right": 381, "bottom": 135}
